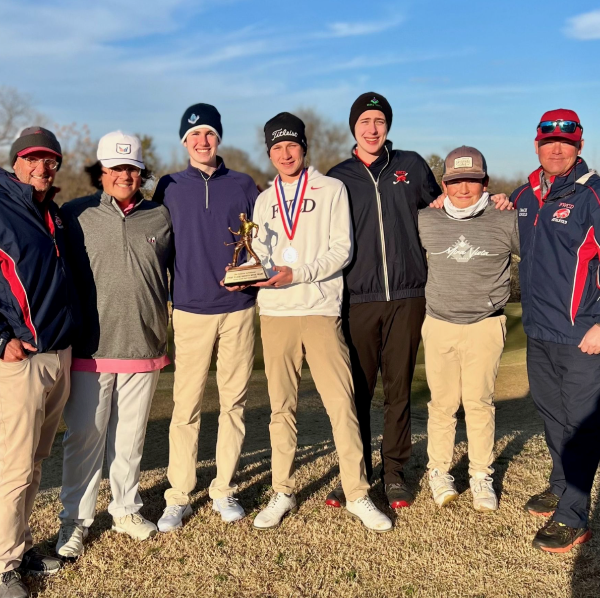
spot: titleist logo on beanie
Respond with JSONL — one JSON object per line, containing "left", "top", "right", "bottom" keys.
{"left": 179, "top": 103, "right": 223, "bottom": 143}
{"left": 264, "top": 112, "right": 307, "bottom": 154}
{"left": 9, "top": 126, "right": 63, "bottom": 170}
{"left": 348, "top": 92, "right": 393, "bottom": 138}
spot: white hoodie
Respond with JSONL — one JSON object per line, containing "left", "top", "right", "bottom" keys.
{"left": 252, "top": 166, "right": 353, "bottom": 316}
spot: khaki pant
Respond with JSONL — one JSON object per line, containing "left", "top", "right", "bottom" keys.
{"left": 165, "top": 307, "right": 255, "bottom": 504}
{"left": 261, "top": 316, "right": 369, "bottom": 501}
{"left": 422, "top": 315, "right": 506, "bottom": 477}
{"left": 0, "top": 348, "right": 71, "bottom": 573}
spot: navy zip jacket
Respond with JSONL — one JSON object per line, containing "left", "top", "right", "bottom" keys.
{"left": 0, "top": 168, "right": 75, "bottom": 352}
{"left": 512, "top": 158, "right": 600, "bottom": 345}
{"left": 327, "top": 141, "right": 441, "bottom": 304}
{"left": 153, "top": 159, "right": 258, "bottom": 315}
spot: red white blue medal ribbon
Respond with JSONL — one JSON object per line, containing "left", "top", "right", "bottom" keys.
{"left": 275, "top": 168, "right": 308, "bottom": 241}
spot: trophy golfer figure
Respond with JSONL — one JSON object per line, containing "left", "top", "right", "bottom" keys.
{"left": 223, "top": 213, "right": 268, "bottom": 286}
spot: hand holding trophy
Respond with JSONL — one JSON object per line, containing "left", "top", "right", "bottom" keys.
{"left": 223, "top": 213, "right": 269, "bottom": 287}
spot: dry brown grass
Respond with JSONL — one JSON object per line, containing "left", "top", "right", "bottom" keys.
{"left": 27, "top": 314, "right": 600, "bottom": 597}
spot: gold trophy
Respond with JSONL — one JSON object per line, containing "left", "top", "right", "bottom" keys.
{"left": 223, "top": 213, "right": 269, "bottom": 286}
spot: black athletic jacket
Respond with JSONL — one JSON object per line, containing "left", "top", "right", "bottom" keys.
{"left": 327, "top": 141, "right": 441, "bottom": 304}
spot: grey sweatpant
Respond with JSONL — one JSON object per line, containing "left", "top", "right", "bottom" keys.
{"left": 59, "top": 370, "right": 159, "bottom": 527}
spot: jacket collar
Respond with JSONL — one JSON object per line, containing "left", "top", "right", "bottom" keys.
{"left": 185, "top": 156, "right": 227, "bottom": 180}
{"left": 100, "top": 190, "right": 144, "bottom": 215}
{"left": 528, "top": 158, "right": 589, "bottom": 204}
{"left": 0, "top": 167, "right": 59, "bottom": 213}
{"left": 351, "top": 140, "right": 393, "bottom": 169}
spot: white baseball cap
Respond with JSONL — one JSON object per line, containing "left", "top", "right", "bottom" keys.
{"left": 97, "top": 131, "right": 145, "bottom": 169}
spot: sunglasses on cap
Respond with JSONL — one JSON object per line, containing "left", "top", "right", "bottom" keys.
{"left": 537, "top": 120, "right": 583, "bottom": 135}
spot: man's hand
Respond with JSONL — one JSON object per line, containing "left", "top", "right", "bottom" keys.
{"left": 254, "top": 265, "right": 293, "bottom": 288}
{"left": 429, "top": 193, "right": 445, "bottom": 209}
{"left": 220, "top": 266, "right": 251, "bottom": 292}
{"left": 490, "top": 193, "right": 513, "bottom": 210}
{"left": 579, "top": 325, "right": 600, "bottom": 354}
{"left": 1, "top": 339, "right": 37, "bottom": 362}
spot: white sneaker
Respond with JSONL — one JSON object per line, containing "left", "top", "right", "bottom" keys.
{"left": 253, "top": 493, "right": 297, "bottom": 529}
{"left": 470, "top": 474, "right": 498, "bottom": 512}
{"left": 428, "top": 469, "right": 459, "bottom": 507}
{"left": 157, "top": 504, "right": 193, "bottom": 532}
{"left": 112, "top": 513, "right": 157, "bottom": 540}
{"left": 56, "top": 520, "right": 88, "bottom": 558}
{"left": 212, "top": 497, "right": 245, "bottom": 523}
{"left": 346, "top": 495, "right": 393, "bottom": 532}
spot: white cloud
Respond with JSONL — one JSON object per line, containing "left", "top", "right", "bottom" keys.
{"left": 317, "top": 16, "right": 404, "bottom": 38}
{"left": 564, "top": 9, "right": 600, "bottom": 40}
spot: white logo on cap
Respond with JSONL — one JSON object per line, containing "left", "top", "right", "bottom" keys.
{"left": 188, "top": 114, "right": 200, "bottom": 124}
{"left": 272, "top": 128, "right": 298, "bottom": 141}
{"left": 116, "top": 143, "right": 131, "bottom": 154}
{"left": 454, "top": 157, "right": 473, "bottom": 168}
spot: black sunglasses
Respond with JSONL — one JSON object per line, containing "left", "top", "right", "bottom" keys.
{"left": 538, "top": 120, "right": 583, "bottom": 135}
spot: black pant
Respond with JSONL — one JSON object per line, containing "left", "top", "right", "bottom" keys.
{"left": 344, "top": 297, "right": 425, "bottom": 484}
{"left": 527, "top": 337, "right": 600, "bottom": 528}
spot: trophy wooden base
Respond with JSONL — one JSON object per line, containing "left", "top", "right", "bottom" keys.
{"left": 224, "top": 264, "right": 269, "bottom": 287}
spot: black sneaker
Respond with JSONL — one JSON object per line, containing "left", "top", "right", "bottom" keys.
{"left": 524, "top": 489, "right": 560, "bottom": 517}
{"left": 0, "top": 571, "right": 30, "bottom": 598}
{"left": 385, "top": 482, "right": 414, "bottom": 509}
{"left": 19, "top": 549, "right": 63, "bottom": 576}
{"left": 325, "top": 484, "right": 345, "bottom": 508}
{"left": 532, "top": 518, "right": 592, "bottom": 553}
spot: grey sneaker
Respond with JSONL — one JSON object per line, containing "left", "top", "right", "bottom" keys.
{"left": 19, "top": 549, "right": 63, "bottom": 576}
{"left": 56, "top": 520, "right": 89, "bottom": 559}
{"left": 0, "top": 571, "right": 29, "bottom": 598}
{"left": 112, "top": 513, "right": 157, "bottom": 540}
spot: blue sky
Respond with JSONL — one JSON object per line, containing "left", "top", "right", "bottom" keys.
{"left": 1, "top": 0, "right": 599, "bottom": 177}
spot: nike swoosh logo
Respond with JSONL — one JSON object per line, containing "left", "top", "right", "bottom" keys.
{"left": 310, "top": 186, "right": 323, "bottom": 190}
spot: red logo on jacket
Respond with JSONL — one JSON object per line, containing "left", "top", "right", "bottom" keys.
{"left": 393, "top": 170, "right": 409, "bottom": 185}
{"left": 553, "top": 208, "right": 570, "bottom": 219}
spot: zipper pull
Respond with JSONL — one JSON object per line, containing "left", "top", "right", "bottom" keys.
{"left": 54, "top": 239, "right": 60, "bottom": 257}
{"left": 534, "top": 214, "right": 539, "bottom": 226}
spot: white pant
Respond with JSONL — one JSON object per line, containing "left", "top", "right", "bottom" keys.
{"left": 59, "top": 370, "right": 159, "bottom": 526}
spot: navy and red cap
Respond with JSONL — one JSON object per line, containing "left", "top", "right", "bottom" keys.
{"left": 9, "top": 126, "right": 63, "bottom": 170}
{"left": 536, "top": 109, "right": 583, "bottom": 142}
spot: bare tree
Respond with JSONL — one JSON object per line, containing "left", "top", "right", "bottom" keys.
{"left": 0, "top": 86, "right": 45, "bottom": 167}
{"left": 426, "top": 153, "right": 444, "bottom": 187}
{"left": 257, "top": 108, "right": 352, "bottom": 176}
{"left": 294, "top": 108, "right": 352, "bottom": 174}
{"left": 219, "top": 146, "right": 272, "bottom": 190}
{"left": 53, "top": 123, "right": 97, "bottom": 205}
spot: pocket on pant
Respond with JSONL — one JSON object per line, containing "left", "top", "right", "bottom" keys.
{"left": 499, "top": 315, "right": 507, "bottom": 343}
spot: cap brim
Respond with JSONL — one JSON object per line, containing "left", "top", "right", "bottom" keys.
{"left": 442, "top": 172, "right": 487, "bottom": 183}
{"left": 535, "top": 132, "right": 582, "bottom": 142}
{"left": 17, "top": 147, "right": 62, "bottom": 158}
{"left": 100, "top": 158, "right": 145, "bottom": 169}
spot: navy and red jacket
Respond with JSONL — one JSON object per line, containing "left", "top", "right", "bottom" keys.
{"left": 512, "top": 158, "right": 600, "bottom": 345}
{"left": 0, "top": 168, "right": 75, "bottom": 353}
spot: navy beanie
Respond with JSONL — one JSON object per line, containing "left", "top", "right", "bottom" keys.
{"left": 180, "top": 103, "right": 223, "bottom": 142}
{"left": 349, "top": 92, "right": 393, "bottom": 137}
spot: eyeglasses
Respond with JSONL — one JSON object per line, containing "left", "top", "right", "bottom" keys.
{"left": 20, "top": 156, "right": 59, "bottom": 170}
{"left": 537, "top": 120, "right": 583, "bottom": 135}
{"left": 103, "top": 166, "right": 142, "bottom": 178}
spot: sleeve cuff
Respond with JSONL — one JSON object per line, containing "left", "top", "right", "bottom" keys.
{"left": 292, "top": 266, "right": 307, "bottom": 284}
